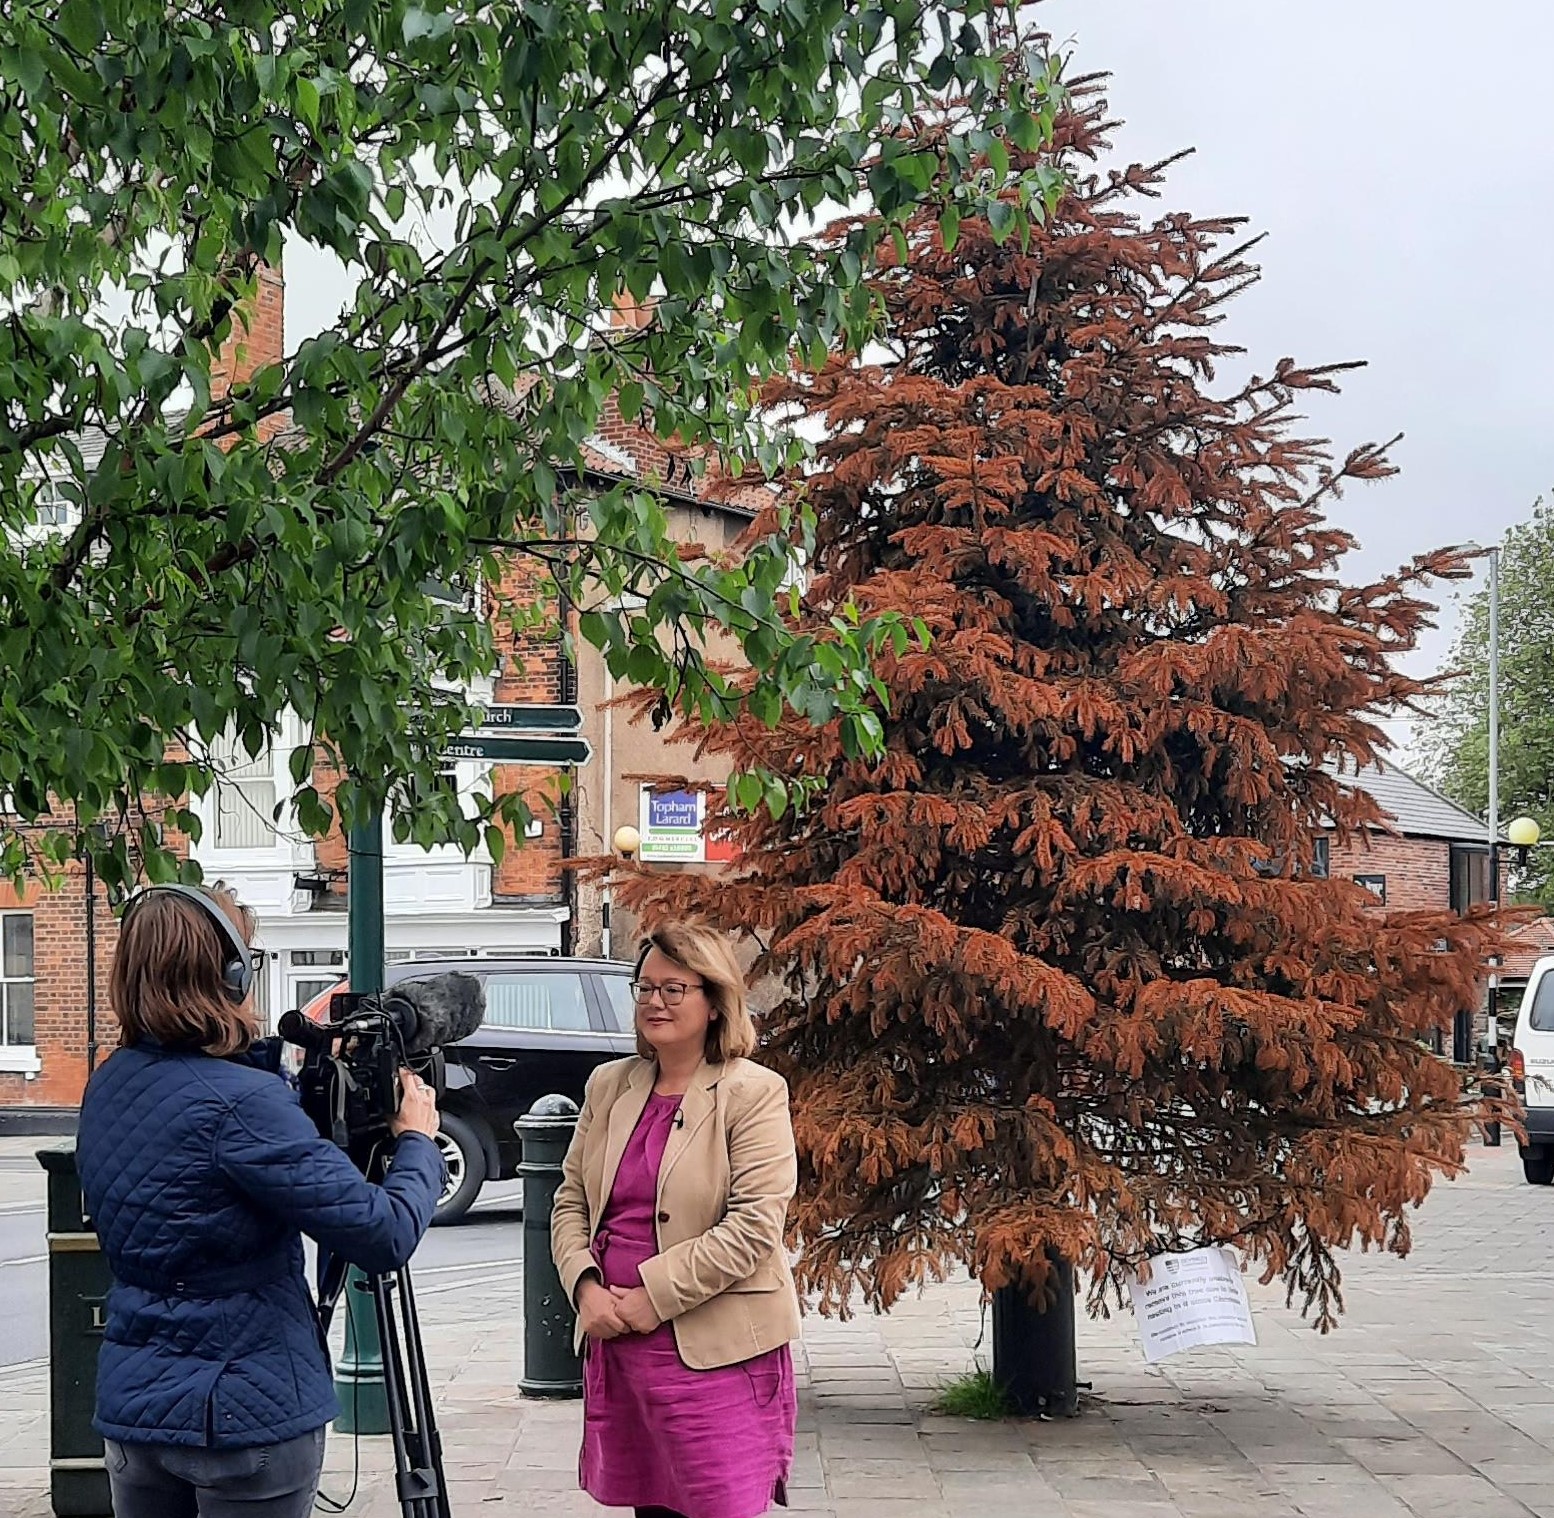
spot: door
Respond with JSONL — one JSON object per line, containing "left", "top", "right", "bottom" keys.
{"left": 460, "top": 970, "right": 622, "bottom": 1176}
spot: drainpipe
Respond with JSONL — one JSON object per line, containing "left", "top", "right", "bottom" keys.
{"left": 84, "top": 846, "right": 98, "bottom": 1081}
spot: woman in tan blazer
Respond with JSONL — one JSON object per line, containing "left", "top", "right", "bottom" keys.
{"left": 551, "top": 921, "right": 801, "bottom": 1518}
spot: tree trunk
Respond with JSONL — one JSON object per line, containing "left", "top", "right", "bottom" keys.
{"left": 991, "top": 1254, "right": 1078, "bottom": 1417}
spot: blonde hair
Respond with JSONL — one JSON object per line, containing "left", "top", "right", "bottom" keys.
{"left": 112, "top": 885, "right": 258, "bottom": 1057}
{"left": 634, "top": 921, "right": 756, "bottom": 1064}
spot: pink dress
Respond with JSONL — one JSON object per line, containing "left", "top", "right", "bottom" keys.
{"left": 580, "top": 1092, "right": 796, "bottom": 1518}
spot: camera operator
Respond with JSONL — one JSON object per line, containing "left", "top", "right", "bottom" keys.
{"left": 75, "top": 884, "right": 446, "bottom": 1517}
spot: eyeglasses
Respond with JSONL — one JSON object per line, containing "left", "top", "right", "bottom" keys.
{"left": 631, "top": 979, "right": 705, "bottom": 1007}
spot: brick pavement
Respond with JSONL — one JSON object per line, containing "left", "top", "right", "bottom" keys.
{"left": 4, "top": 1142, "right": 1554, "bottom": 1517}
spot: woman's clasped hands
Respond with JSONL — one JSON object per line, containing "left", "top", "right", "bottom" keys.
{"left": 576, "top": 1278, "right": 663, "bottom": 1340}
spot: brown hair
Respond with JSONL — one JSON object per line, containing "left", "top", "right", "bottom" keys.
{"left": 634, "top": 921, "right": 757, "bottom": 1064}
{"left": 112, "top": 885, "right": 258, "bottom": 1057}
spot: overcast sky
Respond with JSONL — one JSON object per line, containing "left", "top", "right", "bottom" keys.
{"left": 1040, "top": 0, "right": 1554, "bottom": 753}
{"left": 284, "top": 0, "right": 1553, "bottom": 759}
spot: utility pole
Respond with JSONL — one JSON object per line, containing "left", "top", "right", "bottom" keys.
{"left": 1489, "top": 543, "right": 1501, "bottom": 916}
{"left": 333, "top": 805, "right": 390, "bottom": 1434}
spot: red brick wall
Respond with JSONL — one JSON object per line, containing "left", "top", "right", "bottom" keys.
{"left": 489, "top": 556, "right": 567, "bottom": 899}
{"left": 0, "top": 868, "right": 119, "bottom": 1108}
{"left": 210, "top": 262, "right": 285, "bottom": 438}
{"left": 1329, "top": 832, "right": 1507, "bottom": 913}
{"left": 1330, "top": 832, "right": 1451, "bottom": 912}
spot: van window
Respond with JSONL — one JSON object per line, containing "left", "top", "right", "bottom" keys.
{"left": 482, "top": 973, "right": 591, "bottom": 1032}
{"left": 1528, "top": 973, "right": 1554, "bottom": 1032}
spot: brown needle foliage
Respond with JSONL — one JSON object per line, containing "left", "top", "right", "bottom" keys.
{"left": 619, "top": 62, "right": 1504, "bottom": 1329}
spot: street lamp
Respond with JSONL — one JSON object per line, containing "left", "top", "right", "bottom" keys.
{"left": 1457, "top": 541, "right": 1506, "bottom": 1070}
{"left": 1460, "top": 543, "right": 1504, "bottom": 904}
{"left": 1509, "top": 815, "right": 1542, "bottom": 867}
{"left": 601, "top": 825, "right": 641, "bottom": 960}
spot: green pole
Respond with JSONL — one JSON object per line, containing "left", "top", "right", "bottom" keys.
{"left": 334, "top": 805, "right": 391, "bottom": 1434}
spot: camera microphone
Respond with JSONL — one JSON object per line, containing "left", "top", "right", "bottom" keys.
{"left": 674, "top": 1109, "right": 684, "bottom": 1130}
{"left": 384, "top": 973, "right": 485, "bottom": 1055}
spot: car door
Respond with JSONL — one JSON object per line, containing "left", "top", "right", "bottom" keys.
{"left": 466, "top": 969, "right": 624, "bottom": 1178}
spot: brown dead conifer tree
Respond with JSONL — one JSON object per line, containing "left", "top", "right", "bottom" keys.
{"left": 617, "top": 61, "right": 1502, "bottom": 1355}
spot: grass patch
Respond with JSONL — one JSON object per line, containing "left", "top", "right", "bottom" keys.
{"left": 932, "top": 1368, "right": 1013, "bottom": 1421}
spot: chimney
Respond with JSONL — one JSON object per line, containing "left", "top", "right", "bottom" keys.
{"left": 211, "top": 261, "right": 285, "bottom": 400}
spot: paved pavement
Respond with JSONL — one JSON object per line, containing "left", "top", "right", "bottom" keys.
{"left": 3, "top": 1139, "right": 1554, "bottom": 1517}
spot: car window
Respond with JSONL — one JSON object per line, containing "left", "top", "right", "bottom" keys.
{"left": 482, "top": 973, "right": 592, "bottom": 1032}
{"left": 598, "top": 975, "right": 635, "bottom": 1033}
{"left": 1529, "top": 972, "right": 1554, "bottom": 1032}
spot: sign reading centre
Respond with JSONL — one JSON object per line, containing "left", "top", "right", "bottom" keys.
{"left": 637, "top": 787, "right": 738, "bottom": 864}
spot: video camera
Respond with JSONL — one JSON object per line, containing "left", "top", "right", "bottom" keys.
{"left": 277, "top": 974, "right": 484, "bottom": 1163}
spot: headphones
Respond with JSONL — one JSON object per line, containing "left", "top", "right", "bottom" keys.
{"left": 125, "top": 885, "right": 255, "bottom": 1004}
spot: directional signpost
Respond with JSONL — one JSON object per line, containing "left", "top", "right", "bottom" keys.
{"left": 446, "top": 734, "right": 592, "bottom": 765}
{"left": 475, "top": 703, "right": 584, "bottom": 732}
{"left": 449, "top": 704, "right": 592, "bottom": 766}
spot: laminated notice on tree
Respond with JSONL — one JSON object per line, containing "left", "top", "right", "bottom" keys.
{"left": 1128, "top": 1247, "right": 1256, "bottom": 1363}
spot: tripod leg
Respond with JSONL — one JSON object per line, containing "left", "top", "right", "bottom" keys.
{"left": 395, "top": 1267, "right": 451, "bottom": 1518}
{"left": 368, "top": 1273, "right": 433, "bottom": 1518}
{"left": 374, "top": 1270, "right": 443, "bottom": 1518}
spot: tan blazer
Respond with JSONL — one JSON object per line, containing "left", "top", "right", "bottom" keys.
{"left": 550, "top": 1055, "right": 802, "bottom": 1371}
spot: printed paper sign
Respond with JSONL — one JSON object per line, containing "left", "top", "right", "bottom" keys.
{"left": 1128, "top": 1247, "right": 1256, "bottom": 1363}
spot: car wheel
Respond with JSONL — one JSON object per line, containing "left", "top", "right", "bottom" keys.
{"left": 1522, "top": 1147, "right": 1554, "bottom": 1186}
{"left": 431, "top": 1112, "right": 489, "bottom": 1224}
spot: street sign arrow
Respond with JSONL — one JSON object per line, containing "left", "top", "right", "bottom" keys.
{"left": 474, "top": 704, "right": 584, "bottom": 732}
{"left": 447, "top": 734, "right": 593, "bottom": 766}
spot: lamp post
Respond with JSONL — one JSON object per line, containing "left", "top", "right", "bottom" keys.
{"left": 1488, "top": 544, "right": 1501, "bottom": 915}
{"left": 1460, "top": 541, "right": 1505, "bottom": 1063}
{"left": 601, "top": 824, "right": 640, "bottom": 960}
{"left": 334, "top": 805, "right": 390, "bottom": 1434}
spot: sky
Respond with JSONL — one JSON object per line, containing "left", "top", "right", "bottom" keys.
{"left": 282, "top": 0, "right": 1554, "bottom": 761}
{"left": 1038, "top": 0, "right": 1554, "bottom": 756}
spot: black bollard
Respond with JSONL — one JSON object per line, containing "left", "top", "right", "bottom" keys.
{"left": 991, "top": 1252, "right": 1079, "bottom": 1418}
{"left": 516, "top": 1094, "right": 582, "bottom": 1398}
{"left": 38, "top": 1147, "right": 113, "bottom": 1516}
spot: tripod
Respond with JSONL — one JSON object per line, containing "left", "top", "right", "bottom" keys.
{"left": 318, "top": 1238, "right": 450, "bottom": 1517}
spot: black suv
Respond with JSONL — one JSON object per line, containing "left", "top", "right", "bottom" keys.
{"left": 296, "top": 957, "right": 636, "bottom": 1222}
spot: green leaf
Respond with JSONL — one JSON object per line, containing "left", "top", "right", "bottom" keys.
{"left": 940, "top": 205, "right": 961, "bottom": 253}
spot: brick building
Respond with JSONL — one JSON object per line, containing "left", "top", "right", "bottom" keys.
{"left": 1328, "top": 757, "right": 1502, "bottom": 914}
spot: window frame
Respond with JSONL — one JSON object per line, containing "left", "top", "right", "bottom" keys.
{"left": 0, "top": 910, "right": 39, "bottom": 1073}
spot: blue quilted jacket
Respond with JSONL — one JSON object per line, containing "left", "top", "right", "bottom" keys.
{"left": 77, "top": 1037, "right": 446, "bottom": 1449}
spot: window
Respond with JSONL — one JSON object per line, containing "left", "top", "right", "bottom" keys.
{"left": 292, "top": 949, "right": 346, "bottom": 968}
{"left": 1450, "top": 846, "right": 1491, "bottom": 914}
{"left": 1254, "top": 835, "right": 1331, "bottom": 879}
{"left": 599, "top": 974, "right": 635, "bottom": 1034}
{"left": 291, "top": 978, "right": 340, "bottom": 1012}
{"left": 1310, "top": 837, "right": 1330, "bottom": 879}
{"left": 209, "top": 727, "right": 277, "bottom": 849}
{"left": 397, "top": 761, "right": 460, "bottom": 811}
{"left": 481, "top": 973, "right": 591, "bottom": 1032}
{"left": 1, "top": 913, "right": 34, "bottom": 1046}
{"left": 32, "top": 479, "right": 76, "bottom": 529}
{"left": 1529, "top": 973, "right": 1554, "bottom": 1033}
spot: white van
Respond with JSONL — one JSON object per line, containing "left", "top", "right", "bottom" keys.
{"left": 1510, "top": 955, "right": 1554, "bottom": 1183}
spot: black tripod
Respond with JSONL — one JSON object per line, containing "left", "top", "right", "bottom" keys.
{"left": 318, "top": 1236, "right": 450, "bottom": 1516}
